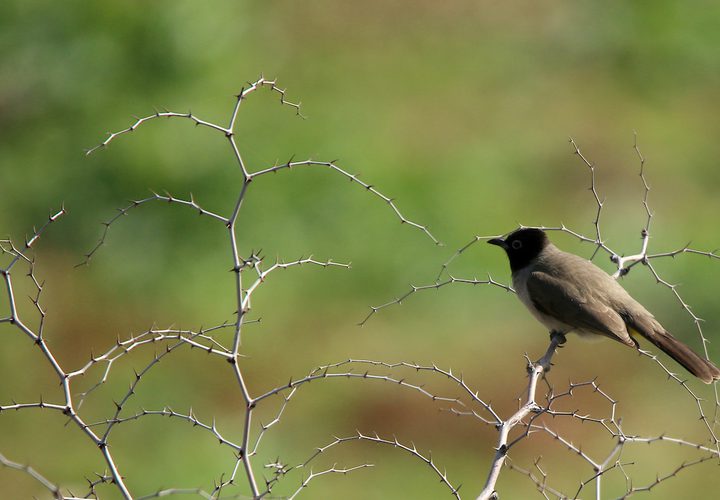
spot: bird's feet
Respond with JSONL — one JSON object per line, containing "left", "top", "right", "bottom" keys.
{"left": 549, "top": 331, "right": 567, "bottom": 346}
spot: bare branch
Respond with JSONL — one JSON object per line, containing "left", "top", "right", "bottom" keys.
{"left": 0, "top": 452, "right": 62, "bottom": 499}
{"left": 250, "top": 159, "right": 440, "bottom": 245}
{"left": 301, "top": 432, "right": 460, "bottom": 499}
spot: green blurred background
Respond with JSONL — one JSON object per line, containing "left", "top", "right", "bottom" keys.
{"left": 2, "top": 1, "right": 720, "bottom": 498}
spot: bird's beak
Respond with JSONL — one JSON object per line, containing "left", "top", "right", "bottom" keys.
{"left": 487, "top": 237, "right": 507, "bottom": 249}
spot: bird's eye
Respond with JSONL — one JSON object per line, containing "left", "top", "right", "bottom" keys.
{"left": 511, "top": 240, "right": 522, "bottom": 250}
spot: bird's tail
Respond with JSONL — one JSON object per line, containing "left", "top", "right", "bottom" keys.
{"left": 641, "top": 328, "right": 720, "bottom": 384}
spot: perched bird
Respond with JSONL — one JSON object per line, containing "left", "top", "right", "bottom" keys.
{"left": 488, "top": 228, "right": 720, "bottom": 383}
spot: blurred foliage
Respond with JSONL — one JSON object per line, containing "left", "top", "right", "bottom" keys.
{"left": 2, "top": 1, "right": 720, "bottom": 498}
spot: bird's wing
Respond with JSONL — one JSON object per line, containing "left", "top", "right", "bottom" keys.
{"left": 526, "top": 270, "right": 636, "bottom": 347}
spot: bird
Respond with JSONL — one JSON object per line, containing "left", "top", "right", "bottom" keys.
{"left": 488, "top": 227, "right": 720, "bottom": 383}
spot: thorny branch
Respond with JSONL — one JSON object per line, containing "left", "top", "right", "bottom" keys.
{"left": 1, "top": 78, "right": 440, "bottom": 498}
{"left": 476, "top": 333, "right": 565, "bottom": 500}
{"left": 360, "top": 135, "right": 720, "bottom": 498}
{"left": 2, "top": 79, "right": 718, "bottom": 499}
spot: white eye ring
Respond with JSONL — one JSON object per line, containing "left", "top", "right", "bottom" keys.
{"left": 511, "top": 240, "right": 522, "bottom": 250}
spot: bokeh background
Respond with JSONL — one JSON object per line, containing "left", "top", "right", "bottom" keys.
{"left": 2, "top": 1, "right": 720, "bottom": 498}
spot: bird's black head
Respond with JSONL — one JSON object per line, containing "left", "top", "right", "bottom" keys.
{"left": 488, "top": 228, "right": 549, "bottom": 272}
